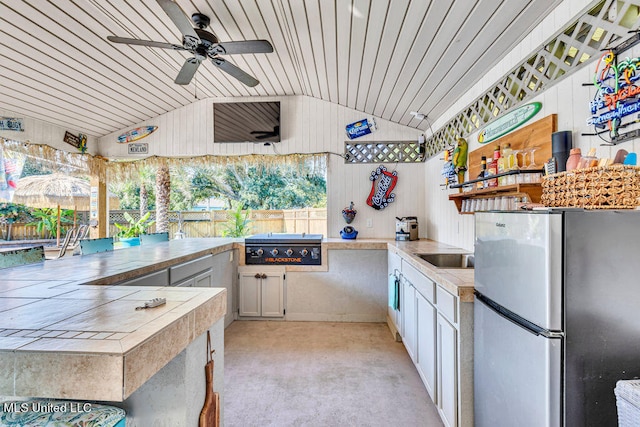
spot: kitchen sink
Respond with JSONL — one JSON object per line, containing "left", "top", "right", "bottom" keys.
{"left": 415, "top": 253, "right": 475, "bottom": 269}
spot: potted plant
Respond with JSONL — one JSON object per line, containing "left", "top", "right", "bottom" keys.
{"left": 115, "top": 212, "right": 155, "bottom": 247}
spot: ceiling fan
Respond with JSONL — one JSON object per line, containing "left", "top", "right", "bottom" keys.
{"left": 250, "top": 125, "right": 280, "bottom": 140}
{"left": 107, "top": 0, "right": 273, "bottom": 87}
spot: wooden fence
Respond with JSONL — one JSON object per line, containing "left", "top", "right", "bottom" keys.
{"left": 1, "top": 208, "right": 328, "bottom": 241}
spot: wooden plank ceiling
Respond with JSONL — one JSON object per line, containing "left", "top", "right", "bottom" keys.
{"left": 0, "top": 0, "right": 562, "bottom": 138}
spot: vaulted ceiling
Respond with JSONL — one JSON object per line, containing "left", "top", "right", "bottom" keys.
{"left": 0, "top": 0, "right": 563, "bottom": 138}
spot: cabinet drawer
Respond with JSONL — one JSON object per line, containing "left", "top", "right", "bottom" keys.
{"left": 170, "top": 255, "right": 213, "bottom": 284}
{"left": 436, "top": 286, "right": 457, "bottom": 325}
{"left": 402, "top": 260, "right": 435, "bottom": 304}
{"left": 120, "top": 269, "right": 169, "bottom": 286}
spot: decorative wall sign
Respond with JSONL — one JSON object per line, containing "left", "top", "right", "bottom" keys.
{"left": 588, "top": 50, "right": 640, "bottom": 141}
{"left": 478, "top": 102, "right": 541, "bottom": 144}
{"left": 128, "top": 143, "right": 149, "bottom": 155}
{"left": 346, "top": 118, "right": 377, "bottom": 140}
{"left": 117, "top": 126, "right": 158, "bottom": 144}
{"left": 366, "top": 166, "right": 397, "bottom": 210}
{"left": 0, "top": 118, "right": 24, "bottom": 132}
{"left": 63, "top": 131, "right": 87, "bottom": 153}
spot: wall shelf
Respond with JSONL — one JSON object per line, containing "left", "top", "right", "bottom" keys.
{"left": 448, "top": 183, "right": 543, "bottom": 214}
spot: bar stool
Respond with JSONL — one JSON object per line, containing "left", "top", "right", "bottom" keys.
{"left": 80, "top": 237, "right": 114, "bottom": 255}
{"left": 140, "top": 232, "right": 169, "bottom": 244}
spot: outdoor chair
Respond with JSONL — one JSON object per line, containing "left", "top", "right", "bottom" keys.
{"left": 45, "top": 228, "right": 76, "bottom": 260}
{"left": 0, "top": 245, "right": 45, "bottom": 269}
{"left": 80, "top": 237, "right": 114, "bottom": 255}
{"left": 140, "top": 232, "right": 170, "bottom": 244}
{"left": 72, "top": 224, "right": 91, "bottom": 245}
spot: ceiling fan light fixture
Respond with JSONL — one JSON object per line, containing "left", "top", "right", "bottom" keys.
{"left": 105, "top": 1, "right": 273, "bottom": 87}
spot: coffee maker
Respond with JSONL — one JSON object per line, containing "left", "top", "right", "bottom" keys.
{"left": 395, "top": 216, "right": 419, "bottom": 241}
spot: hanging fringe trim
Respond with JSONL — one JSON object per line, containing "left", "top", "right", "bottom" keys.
{"left": 106, "top": 153, "right": 328, "bottom": 180}
{"left": 1, "top": 138, "right": 327, "bottom": 181}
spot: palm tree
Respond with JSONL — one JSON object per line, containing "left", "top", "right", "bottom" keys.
{"left": 155, "top": 163, "right": 170, "bottom": 233}
{"left": 138, "top": 165, "right": 155, "bottom": 217}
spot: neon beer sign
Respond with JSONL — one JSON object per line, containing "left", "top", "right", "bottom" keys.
{"left": 588, "top": 50, "right": 640, "bottom": 135}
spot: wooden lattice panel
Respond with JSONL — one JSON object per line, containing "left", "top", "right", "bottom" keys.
{"left": 425, "top": 0, "right": 636, "bottom": 157}
{"left": 344, "top": 141, "right": 425, "bottom": 163}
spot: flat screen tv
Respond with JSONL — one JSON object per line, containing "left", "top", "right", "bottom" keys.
{"left": 213, "top": 101, "right": 280, "bottom": 143}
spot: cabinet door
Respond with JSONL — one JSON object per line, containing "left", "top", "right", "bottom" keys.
{"left": 174, "top": 278, "right": 195, "bottom": 287}
{"left": 417, "top": 292, "right": 437, "bottom": 402}
{"left": 239, "top": 273, "right": 261, "bottom": 317}
{"left": 402, "top": 278, "right": 417, "bottom": 362}
{"left": 261, "top": 272, "right": 284, "bottom": 317}
{"left": 437, "top": 313, "right": 458, "bottom": 427}
{"left": 193, "top": 270, "right": 213, "bottom": 287}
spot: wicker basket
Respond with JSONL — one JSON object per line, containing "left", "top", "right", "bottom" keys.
{"left": 541, "top": 165, "right": 640, "bottom": 209}
{"left": 615, "top": 380, "right": 640, "bottom": 426}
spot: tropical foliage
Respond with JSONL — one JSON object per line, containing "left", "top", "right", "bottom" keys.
{"left": 221, "top": 203, "right": 252, "bottom": 237}
{"left": 108, "top": 160, "right": 326, "bottom": 212}
{"left": 27, "top": 208, "right": 74, "bottom": 238}
{"left": 0, "top": 202, "right": 32, "bottom": 224}
{"left": 0, "top": 202, "right": 33, "bottom": 240}
{"left": 114, "top": 211, "right": 155, "bottom": 238}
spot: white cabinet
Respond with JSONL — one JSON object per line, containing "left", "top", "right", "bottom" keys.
{"left": 437, "top": 312, "right": 458, "bottom": 427}
{"left": 170, "top": 255, "right": 213, "bottom": 287}
{"left": 417, "top": 291, "right": 437, "bottom": 401}
{"left": 174, "top": 270, "right": 213, "bottom": 287}
{"left": 238, "top": 266, "right": 285, "bottom": 318}
{"left": 391, "top": 251, "right": 473, "bottom": 427}
{"left": 401, "top": 276, "right": 417, "bottom": 362}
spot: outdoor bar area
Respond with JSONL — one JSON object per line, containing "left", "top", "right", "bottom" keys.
{"left": 2, "top": 0, "right": 640, "bottom": 426}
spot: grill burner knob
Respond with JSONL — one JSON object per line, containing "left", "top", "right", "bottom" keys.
{"left": 270, "top": 248, "right": 279, "bottom": 256}
{"left": 256, "top": 248, "right": 264, "bottom": 256}
{"left": 285, "top": 248, "right": 294, "bottom": 256}
{"left": 300, "top": 248, "right": 309, "bottom": 257}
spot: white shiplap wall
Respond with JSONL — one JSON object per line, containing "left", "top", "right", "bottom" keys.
{"left": 425, "top": 0, "right": 638, "bottom": 251}
{"left": 98, "top": 95, "right": 424, "bottom": 238}
{"left": 0, "top": 108, "right": 98, "bottom": 155}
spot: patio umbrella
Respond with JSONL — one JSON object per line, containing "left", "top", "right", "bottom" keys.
{"left": 10, "top": 174, "right": 119, "bottom": 245}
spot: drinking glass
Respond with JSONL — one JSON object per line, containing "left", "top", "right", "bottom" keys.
{"left": 527, "top": 147, "right": 540, "bottom": 169}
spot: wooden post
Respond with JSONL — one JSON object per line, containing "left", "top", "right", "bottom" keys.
{"left": 89, "top": 158, "right": 108, "bottom": 239}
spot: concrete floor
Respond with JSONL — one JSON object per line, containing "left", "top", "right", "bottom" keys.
{"left": 224, "top": 321, "right": 443, "bottom": 427}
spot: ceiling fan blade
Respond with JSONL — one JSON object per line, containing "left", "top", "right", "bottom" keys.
{"left": 211, "top": 57, "right": 259, "bottom": 87}
{"left": 156, "top": 0, "right": 199, "bottom": 40}
{"left": 107, "top": 35, "right": 185, "bottom": 50}
{"left": 211, "top": 40, "right": 274, "bottom": 55}
{"left": 175, "top": 58, "right": 201, "bottom": 85}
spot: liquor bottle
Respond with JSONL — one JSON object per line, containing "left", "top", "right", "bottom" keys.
{"left": 476, "top": 156, "right": 487, "bottom": 190}
{"left": 487, "top": 145, "right": 501, "bottom": 187}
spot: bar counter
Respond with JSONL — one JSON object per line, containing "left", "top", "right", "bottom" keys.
{"left": 0, "top": 238, "right": 234, "bottom": 409}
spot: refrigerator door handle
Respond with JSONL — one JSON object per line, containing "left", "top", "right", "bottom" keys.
{"left": 475, "top": 291, "right": 561, "bottom": 338}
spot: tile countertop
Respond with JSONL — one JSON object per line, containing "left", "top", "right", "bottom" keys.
{"left": 0, "top": 238, "right": 234, "bottom": 402}
{"left": 388, "top": 240, "right": 475, "bottom": 303}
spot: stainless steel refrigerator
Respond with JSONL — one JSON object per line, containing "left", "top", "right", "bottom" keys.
{"left": 474, "top": 209, "right": 640, "bottom": 427}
